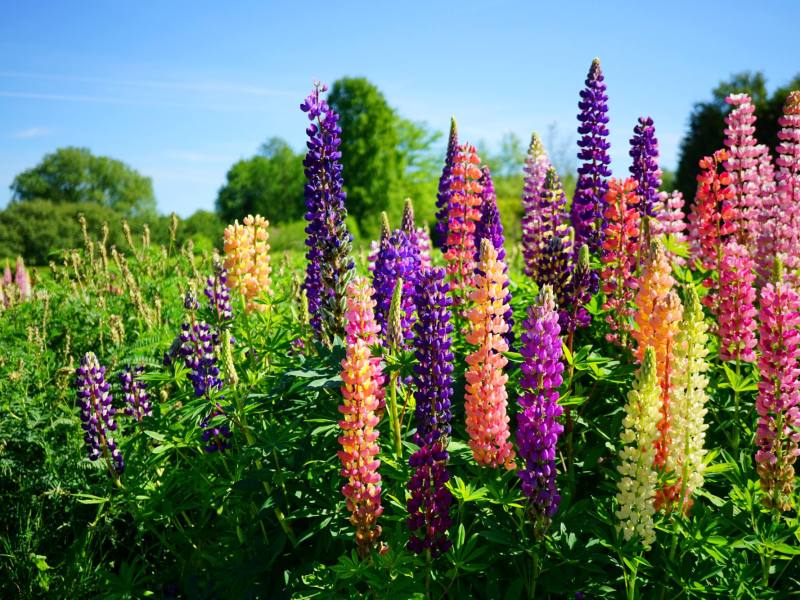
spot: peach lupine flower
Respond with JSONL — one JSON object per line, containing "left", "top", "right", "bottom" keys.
{"left": 223, "top": 214, "right": 272, "bottom": 313}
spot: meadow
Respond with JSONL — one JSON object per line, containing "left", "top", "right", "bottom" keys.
{"left": 0, "top": 61, "right": 799, "bottom": 599}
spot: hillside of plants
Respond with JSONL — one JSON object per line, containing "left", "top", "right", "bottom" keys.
{"left": 1, "top": 59, "right": 799, "bottom": 599}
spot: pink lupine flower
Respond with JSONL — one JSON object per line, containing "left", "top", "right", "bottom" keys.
{"left": 718, "top": 242, "right": 758, "bottom": 363}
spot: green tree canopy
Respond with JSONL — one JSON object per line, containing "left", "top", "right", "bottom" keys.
{"left": 10, "top": 147, "right": 156, "bottom": 216}
{"left": 215, "top": 137, "right": 305, "bottom": 225}
{"left": 675, "top": 71, "right": 800, "bottom": 200}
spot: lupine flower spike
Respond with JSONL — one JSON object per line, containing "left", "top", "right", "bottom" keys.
{"left": 521, "top": 132, "right": 554, "bottom": 276}
{"left": 443, "top": 144, "right": 484, "bottom": 304}
{"left": 718, "top": 242, "right": 757, "bottom": 363}
{"left": 629, "top": 117, "right": 661, "bottom": 222}
{"left": 601, "top": 178, "right": 640, "bottom": 347}
{"left": 301, "top": 82, "right": 355, "bottom": 343}
{"left": 771, "top": 91, "right": 800, "bottom": 284}
{"left": 14, "top": 256, "right": 31, "bottom": 300}
{"left": 401, "top": 198, "right": 432, "bottom": 271}
{"left": 76, "top": 352, "right": 124, "bottom": 475}
{"left": 516, "top": 285, "right": 564, "bottom": 536}
{"left": 407, "top": 267, "right": 454, "bottom": 557}
{"left": 223, "top": 214, "right": 272, "bottom": 313}
{"left": 572, "top": 57, "right": 611, "bottom": 254}
{"left": 527, "top": 167, "right": 570, "bottom": 281}
{"left": 338, "top": 277, "right": 385, "bottom": 556}
{"left": 464, "top": 239, "right": 516, "bottom": 469}
{"left": 561, "top": 244, "right": 599, "bottom": 336}
{"left": 652, "top": 190, "right": 687, "bottom": 266}
{"left": 204, "top": 260, "right": 234, "bottom": 324}
{"left": 615, "top": 346, "right": 660, "bottom": 549}
{"left": 119, "top": 365, "right": 152, "bottom": 422}
{"left": 434, "top": 117, "right": 459, "bottom": 249}
{"left": 756, "top": 259, "right": 800, "bottom": 511}
{"left": 662, "top": 287, "right": 709, "bottom": 514}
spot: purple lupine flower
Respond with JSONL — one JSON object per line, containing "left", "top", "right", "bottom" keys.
{"left": 521, "top": 133, "right": 554, "bottom": 276}
{"left": 537, "top": 232, "right": 574, "bottom": 313}
{"left": 526, "top": 168, "right": 570, "bottom": 282}
{"left": 199, "top": 403, "right": 233, "bottom": 453}
{"left": 475, "top": 166, "right": 514, "bottom": 346}
{"left": 571, "top": 58, "right": 612, "bottom": 254}
{"left": 179, "top": 320, "right": 222, "bottom": 398}
{"left": 560, "top": 244, "right": 599, "bottom": 333}
{"left": 14, "top": 256, "right": 31, "bottom": 300}
{"left": 204, "top": 260, "right": 233, "bottom": 324}
{"left": 300, "top": 82, "right": 355, "bottom": 343}
{"left": 407, "top": 268, "right": 454, "bottom": 557}
{"left": 629, "top": 117, "right": 661, "bottom": 218}
{"left": 372, "top": 216, "right": 418, "bottom": 345}
{"left": 76, "top": 352, "right": 124, "bottom": 475}
{"left": 119, "top": 365, "right": 151, "bottom": 422}
{"left": 516, "top": 286, "right": 564, "bottom": 535}
{"left": 401, "top": 198, "right": 433, "bottom": 271}
{"left": 2, "top": 260, "right": 11, "bottom": 286}
{"left": 434, "top": 117, "right": 459, "bottom": 250}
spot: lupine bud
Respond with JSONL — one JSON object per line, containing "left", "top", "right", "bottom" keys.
{"left": 718, "top": 242, "right": 758, "bottom": 363}
{"left": 755, "top": 262, "right": 800, "bottom": 511}
{"left": 76, "top": 352, "right": 124, "bottom": 475}
{"left": 119, "top": 365, "right": 151, "bottom": 422}
{"left": 401, "top": 198, "right": 433, "bottom": 271}
{"left": 301, "top": 82, "right": 355, "bottom": 343}
{"left": 662, "top": 287, "right": 709, "bottom": 514}
{"left": 615, "top": 347, "right": 660, "bottom": 549}
{"left": 223, "top": 214, "right": 272, "bottom": 313}
{"left": 407, "top": 267, "right": 454, "bottom": 557}
{"left": 387, "top": 278, "right": 404, "bottom": 351}
{"left": 571, "top": 57, "right": 611, "bottom": 254}
{"left": 464, "top": 239, "right": 516, "bottom": 469}
{"left": 338, "top": 277, "right": 385, "bottom": 556}
{"left": 516, "top": 286, "right": 564, "bottom": 536}
{"left": 601, "top": 178, "right": 641, "bottom": 346}
{"left": 561, "top": 243, "right": 599, "bottom": 334}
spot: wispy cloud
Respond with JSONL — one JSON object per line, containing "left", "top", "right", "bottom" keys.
{"left": 11, "top": 126, "right": 51, "bottom": 139}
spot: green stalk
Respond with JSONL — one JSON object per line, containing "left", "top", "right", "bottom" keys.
{"left": 388, "top": 371, "right": 402, "bottom": 457}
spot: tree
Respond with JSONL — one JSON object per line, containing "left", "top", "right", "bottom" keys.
{"left": 10, "top": 147, "right": 156, "bottom": 216}
{"left": 675, "top": 72, "right": 800, "bottom": 200}
{"left": 215, "top": 137, "right": 305, "bottom": 225}
{"left": 328, "top": 77, "right": 404, "bottom": 236}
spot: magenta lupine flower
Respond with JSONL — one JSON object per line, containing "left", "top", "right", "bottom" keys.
{"left": 2, "top": 260, "right": 11, "bottom": 286}
{"left": 407, "top": 268, "right": 454, "bottom": 557}
{"left": 301, "top": 82, "right": 355, "bottom": 343}
{"left": 522, "top": 133, "right": 553, "bottom": 276}
{"left": 628, "top": 117, "right": 661, "bottom": 219}
{"left": 571, "top": 58, "right": 611, "bottom": 254}
{"left": 119, "top": 365, "right": 152, "bottom": 422}
{"left": 718, "top": 242, "right": 758, "bottom": 363}
{"left": 434, "top": 118, "right": 459, "bottom": 250}
{"left": 723, "top": 94, "right": 764, "bottom": 250}
{"left": 516, "top": 286, "right": 564, "bottom": 535}
{"left": 76, "top": 352, "right": 124, "bottom": 475}
{"left": 755, "top": 149, "right": 779, "bottom": 285}
{"left": 14, "top": 256, "right": 31, "bottom": 300}
{"left": 756, "top": 272, "right": 800, "bottom": 511}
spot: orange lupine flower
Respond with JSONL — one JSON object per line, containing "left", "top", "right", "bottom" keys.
{"left": 464, "top": 239, "right": 516, "bottom": 469}
{"left": 223, "top": 214, "right": 272, "bottom": 313}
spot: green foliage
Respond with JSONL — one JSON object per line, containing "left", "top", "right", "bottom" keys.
{"left": 675, "top": 71, "right": 800, "bottom": 201}
{"left": 216, "top": 137, "right": 306, "bottom": 225}
{"left": 10, "top": 147, "right": 156, "bottom": 217}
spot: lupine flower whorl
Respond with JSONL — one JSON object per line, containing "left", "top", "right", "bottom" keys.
{"left": 536, "top": 229, "right": 574, "bottom": 313}
{"left": 434, "top": 117, "right": 459, "bottom": 249}
{"left": 372, "top": 213, "right": 418, "bottom": 345}
{"left": 119, "top": 365, "right": 152, "bottom": 422}
{"left": 521, "top": 132, "right": 554, "bottom": 276}
{"left": 443, "top": 143, "right": 483, "bottom": 302}
{"left": 687, "top": 150, "right": 736, "bottom": 278}
{"left": 526, "top": 166, "right": 571, "bottom": 282}
{"left": 516, "top": 286, "right": 564, "bottom": 535}
{"left": 601, "top": 178, "right": 641, "bottom": 346}
{"left": 76, "top": 352, "right": 124, "bottom": 475}
{"left": 204, "top": 260, "right": 233, "bottom": 324}
{"left": 628, "top": 117, "right": 661, "bottom": 219}
{"left": 179, "top": 318, "right": 222, "bottom": 398}
{"left": 756, "top": 265, "right": 800, "bottom": 512}
{"left": 338, "top": 277, "right": 385, "bottom": 556}
{"left": 723, "top": 94, "right": 763, "bottom": 250}
{"left": 401, "top": 198, "right": 433, "bottom": 271}
{"left": 475, "top": 166, "right": 514, "bottom": 345}
{"left": 408, "top": 267, "right": 454, "bottom": 557}
{"left": 773, "top": 91, "right": 800, "bottom": 284}
{"left": 718, "top": 241, "right": 757, "bottom": 363}
{"left": 615, "top": 347, "right": 660, "bottom": 549}
{"left": 301, "top": 83, "right": 355, "bottom": 343}
{"left": 662, "top": 287, "right": 709, "bottom": 514}
{"left": 561, "top": 244, "right": 599, "bottom": 334}
{"left": 223, "top": 214, "right": 271, "bottom": 313}
{"left": 571, "top": 57, "right": 611, "bottom": 254}
{"left": 464, "top": 239, "right": 516, "bottom": 469}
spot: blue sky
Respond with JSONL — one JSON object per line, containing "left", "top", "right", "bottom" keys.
{"left": 1, "top": 1, "right": 797, "bottom": 216}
